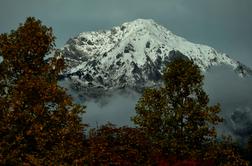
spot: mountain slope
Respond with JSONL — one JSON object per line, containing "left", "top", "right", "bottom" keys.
{"left": 60, "top": 19, "right": 252, "bottom": 99}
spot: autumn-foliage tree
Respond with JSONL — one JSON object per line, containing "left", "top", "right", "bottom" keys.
{"left": 85, "top": 123, "right": 159, "bottom": 165}
{"left": 210, "top": 136, "right": 249, "bottom": 166}
{"left": 243, "top": 135, "right": 252, "bottom": 163}
{"left": 132, "top": 59, "right": 222, "bottom": 160}
{"left": 132, "top": 58, "right": 248, "bottom": 165}
{"left": 0, "top": 17, "right": 86, "bottom": 165}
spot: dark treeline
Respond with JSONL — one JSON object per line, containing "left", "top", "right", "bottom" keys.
{"left": 0, "top": 17, "right": 251, "bottom": 165}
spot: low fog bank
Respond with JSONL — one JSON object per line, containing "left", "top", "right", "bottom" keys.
{"left": 83, "top": 90, "right": 140, "bottom": 128}
{"left": 83, "top": 91, "right": 140, "bottom": 128}
{"left": 60, "top": 65, "right": 252, "bottom": 143}
{"left": 59, "top": 79, "right": 140, "bottom": 128}
{"left": 204, "top": 65, "right": 252, "bottom": 143}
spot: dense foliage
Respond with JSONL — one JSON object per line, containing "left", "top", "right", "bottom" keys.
{"left": 84, "top": 123, "right": 159, "bottom": 165}
{"left": 0, "top": 17, "right": 86, "bottom": 165}
{"left": 132, "top": 58, "right": 248, "bottom": 165}
{"left": 132, "top": 59, "right": 221, "bottom": 159}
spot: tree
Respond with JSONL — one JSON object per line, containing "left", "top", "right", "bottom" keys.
{"left": 245, "top": 135, "right": 252, "bottom": 163}
{"left": 0, "top": 17, "right": 86, "bottom": 165}
{"left": 85, "top": 123, "right": 159, "bottom": 165}
{"left": 132, "top": 58, "right": 249, "bottom": 165}
{"left": 132, "top": 58, "right": 223, "bottom": 160}
{"left": 210, "top": 136, "right": 249, "bottom": 166}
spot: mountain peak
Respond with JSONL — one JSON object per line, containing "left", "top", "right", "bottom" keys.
{"left": 123, "top": 18, "right": 155, "bottom": 25}
{"left": 121, "top": 18, "right": 159, "bottom": 30}
{"left": 60, "top": 19, "right": 252, "bottom": 99}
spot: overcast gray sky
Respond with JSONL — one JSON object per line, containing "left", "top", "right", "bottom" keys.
{"left": 0, "top": 0, "right": 252, "bottom": 67}
{"left": 1, "top": 0, "right": 252, "bottom": 140}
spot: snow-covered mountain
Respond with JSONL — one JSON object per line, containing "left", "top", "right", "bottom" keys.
{"left": 60, "top": 19, "right": 252, "bottom": 99}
